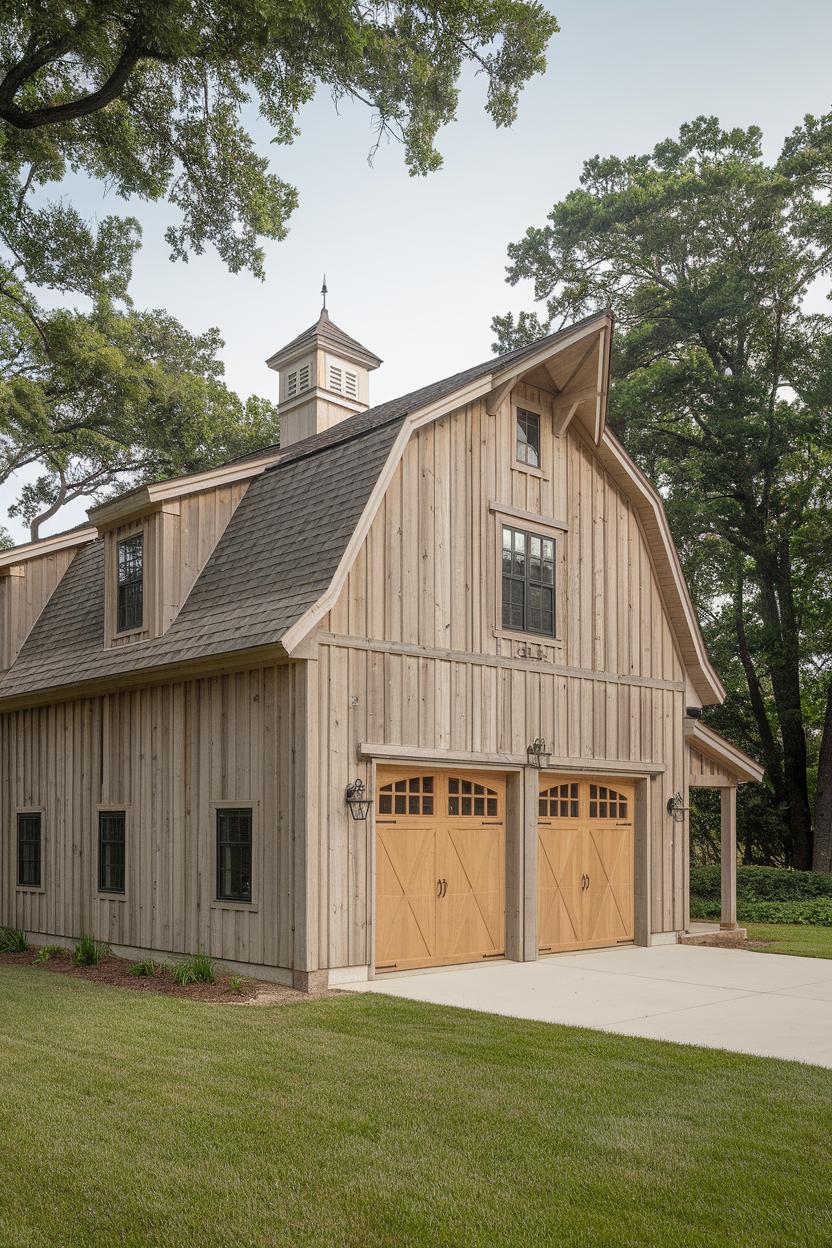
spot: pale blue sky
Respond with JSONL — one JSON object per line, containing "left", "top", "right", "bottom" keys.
{"left": 5, "top": 0, "right": 832, "bottom": 540}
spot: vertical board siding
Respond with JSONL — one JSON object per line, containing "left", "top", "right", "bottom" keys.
{"left": 0, "top": 547, "right": 78, "bottom": 671}
{"left": 0, "top": 663, "right": 297, "bottom": 969}
{"left": 318, "top": 385, "right": 690, "bottom": 960}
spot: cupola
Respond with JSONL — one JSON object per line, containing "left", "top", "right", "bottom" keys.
{"left": 266, "top": 284, "right": 382, "bottom": 447}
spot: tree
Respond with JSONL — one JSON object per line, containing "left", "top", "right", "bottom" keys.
{"left": 0, "top": 1, "right": 558, "bottom": 533}
{"left": 492, "top": 115, "right": 832, "bottom": 869}
{"left": 0, "top": 0, "right": 559, "bottom": 276}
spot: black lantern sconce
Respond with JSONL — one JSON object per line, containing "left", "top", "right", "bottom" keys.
{"left": 345, "top": 778, "right": 373, "bottom": 821}
{"left": 526, "top": 738, "right": 552, "bottom": 769}
{"left": 666, "top": 791, "right": 688, "bottom": 823}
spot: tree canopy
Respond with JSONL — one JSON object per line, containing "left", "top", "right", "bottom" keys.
{"left": 493, "top": 114, "right": 832, "bottom": 869}
{"left": 0, "top": 0, "right": 558, "bottom": 536}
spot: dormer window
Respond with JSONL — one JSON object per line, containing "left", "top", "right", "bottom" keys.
{"left": 117, "top": 533, "right": 143, "bottom": 633}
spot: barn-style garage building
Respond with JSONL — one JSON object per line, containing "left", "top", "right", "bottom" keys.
{"left": 0, "top": 307, "right": 762, "bottom": 988}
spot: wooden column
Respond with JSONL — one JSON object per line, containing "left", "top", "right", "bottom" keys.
{"left": 633, "top": 778, "right": 651, "bottom": 945}
{"left": 504, "top": 771, "right": 524, "bottom": 962}
{"left": 522, "top": 767, "right": 539, "bottom": 961}
{"left": 292, "top": 656, "right": 326, "bottom": 991}
{"left": 720, "top": 786, "right": 738, "bottom": 930}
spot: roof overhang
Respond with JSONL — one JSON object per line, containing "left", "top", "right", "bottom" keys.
{"left": 88, "top": 451, "right": 282, "bottom": 531}
{"left": 685, "top": 719, "right": 765, "bottom": 784}
{"left": 0, "top": 525, "right": 97, "bottom": 569}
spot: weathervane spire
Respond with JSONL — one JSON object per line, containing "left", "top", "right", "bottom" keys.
{"left": 321, "top": 274, "right": 328, "bottom": 313}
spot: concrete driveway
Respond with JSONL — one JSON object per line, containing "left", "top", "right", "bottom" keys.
{"left": 344, "top": 944, "right": 832, "bottom": 1068}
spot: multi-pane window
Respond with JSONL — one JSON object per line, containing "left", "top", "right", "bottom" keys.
{"left": 539, "top": 783, "right": 579, "bottom": 819}
{"left": 98, "top": 810, "right": 126, "bottom": 893}
{"left": 501, "top": 525, "right": 555, "bottom": 636}
{"left": 117, "top": 533, "right": 143, "bottom": 633}
{"left": 378, "top": 776, "right": 434, "bottom": 816}
{"left": 217, "top": 808, "right": 253, "bottom": 902}
{"left": 17, "top": 813, "right": 42, "bottom": 887}
{"left": 589, "top": 785, "right": 629, "bottom": 819}
{"left": 515, "top": 408, "right": 540, "bottom": 468}
{"left": 448, "top": 778, "right": 499, "bottom": 818}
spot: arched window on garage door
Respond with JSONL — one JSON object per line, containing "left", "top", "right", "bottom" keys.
{"left": 447, "top": 777, "right": 500, "bottom": 818}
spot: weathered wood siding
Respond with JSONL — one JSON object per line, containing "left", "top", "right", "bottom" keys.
{"left": 315, "top": 384, "right": 689, "bottom": 963}
{"left": 1, "top": 662, "right": 299, "bottom": 970}
{"left": 0, "top": 546, "right": 78, "bottom": 671}
{"left": 688, "top": 745, "right": 735, "bottom": 787}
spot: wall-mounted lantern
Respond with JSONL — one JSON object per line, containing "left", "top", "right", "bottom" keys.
{"left": 666, "top": 791, "right": 688, "bottom": 823}
{"left": 345, "top": 778, "right": 373, "bottom": 821}
{"left": 526, "top": 738, "right": 552, "bottom": 769}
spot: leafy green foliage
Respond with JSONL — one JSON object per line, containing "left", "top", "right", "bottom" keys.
{"left": 172, "top": 952, "right": 214, "bottom": 986}
{"left": 0, "top": 926, "right": 28, "bottom": 952}
{"left": 34, "top": 943, "right": 64, "bottom": 963}
{"left": 127, "top": 958, "right": 159, "bottom": 977}
{"left": 494, "top": 114, "right": 832, "bottom": 868}
{"left": 0, "top": 2, "right": 558, "bottom": 276}
{"left": 72, "top": 932, "right": 110, "bottom": 966}
{"left": 691, "top": 865, "right": 832, "bottom": 923}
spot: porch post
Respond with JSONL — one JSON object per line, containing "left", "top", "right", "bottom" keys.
{"left": 720, "top": 785, "right": 738, "bottom": 930}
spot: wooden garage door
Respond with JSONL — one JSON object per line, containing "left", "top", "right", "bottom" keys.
{"left": 538, "top": 778, "right": 634, "bottom": 954}
{"left": 375, "top": 769, "right": 505, "bottom": 972}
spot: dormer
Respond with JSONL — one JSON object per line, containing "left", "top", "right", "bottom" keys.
{"left": 266, "top": 305, "right": 382, "bottom": 447}
{"left": 0, "top": 526, "right": 96, "bottom": 672}
{"left": 89, "top": 451, "right": 280, "bottom": 648}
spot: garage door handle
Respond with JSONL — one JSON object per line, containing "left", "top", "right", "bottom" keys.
{"left": 436, "top": 879, "right": 448, "bottom": 898}
{"left": 442, "top": 878, "right": 447, "bottom": 897}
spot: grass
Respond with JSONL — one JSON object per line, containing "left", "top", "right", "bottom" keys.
{"left": 127, "top": 958, "right": 159, "bottom": 977}
{"left": 747, "top": 923, "right": 832, "bottom": 960}
{"left": 0, "top": 968, "right": 831, "bottom": 1248}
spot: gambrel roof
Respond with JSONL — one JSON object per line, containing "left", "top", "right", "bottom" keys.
{"left": 0, "top": 312, "right": 725, "bottom": 706}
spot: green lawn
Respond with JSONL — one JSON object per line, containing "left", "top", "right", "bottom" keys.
{"left": 1, "top": 967, "right": 831, "bottom": 1248}
{"left": 746, "top": 923, "right": 832, "bottom": 959}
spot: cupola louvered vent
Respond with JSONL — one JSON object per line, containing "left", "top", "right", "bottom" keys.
{"left": 345, "top": 370, "right": 358, "bottom": 399}
{"left": 329, "top": 364, "right": 343, "bottom": 392}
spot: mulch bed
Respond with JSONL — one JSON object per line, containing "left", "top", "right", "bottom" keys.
{"left": 0, "top": 947, "right": 317, "bottom": 1006}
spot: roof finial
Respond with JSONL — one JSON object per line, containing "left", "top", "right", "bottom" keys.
{"left": 321, "top": 274, "right": 328, "bottom": 313}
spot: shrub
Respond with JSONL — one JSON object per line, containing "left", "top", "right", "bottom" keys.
{"left": 172, "top": 953, "right": 214, "bottom": 986}
{"left": 33, "top": 944, "right": 64, "bottom": 963}
{"left": 128, "top": 958, "right": 158, "bottom": 977}
{"left": 73, "top": 932, "right": 110, "bottom": 966}
{"left": 691, "top": 895, "right": 832, "bottom": 926}
{"left": 0, "top": 927, "right": 28, "bottom": 953}
{"left": 691, "top": 865, "right": 832, "bottom": 905}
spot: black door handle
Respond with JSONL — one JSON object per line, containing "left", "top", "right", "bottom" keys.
{"left": 436, "top": 879, "right": 442, "bottom": 897}
{"left": 442, "top": 878, "right": 448, "bottom": 897}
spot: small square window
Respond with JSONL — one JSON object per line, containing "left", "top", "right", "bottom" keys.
{"left": 17, "top": 813, "right": 41, "bottom": 887}
{"left": 217, "top": 808, "right": 252, "bottom": 902}
{"left": 516, "top": 409, "right": 541, "bottom": 468}
{"left": 98, "top": 810, "right": 126, "bottom": 893}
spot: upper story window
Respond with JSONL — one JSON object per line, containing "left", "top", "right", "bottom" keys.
{"left": 17, "top": 812, "right": 41, "bottom": 887}
{"left": 117, "top": 534, "right": 143, "bottom": 633}
{"left": 501, "top": 525, "right": 555, "bottom": 637}
{"left": 515, "top": 408, "right": 540, "bottom": 468}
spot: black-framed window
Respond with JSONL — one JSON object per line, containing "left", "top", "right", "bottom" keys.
{"left": 17, "top": 813, "right": 42, "bottom": 887}
{"left": 98, "top": 810, "right": 126, "bottom": 893}
{"left": 217, "top": 808, "right": 252, "bottom": 903}
{"left": 117, "top": 533, "right": 143, "bottom": 632}
{"left": 501, "top": 525, "right": 555, "bottom": 636}
{"left": 515, "top": 408, "right": 540, "bottom": 468}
